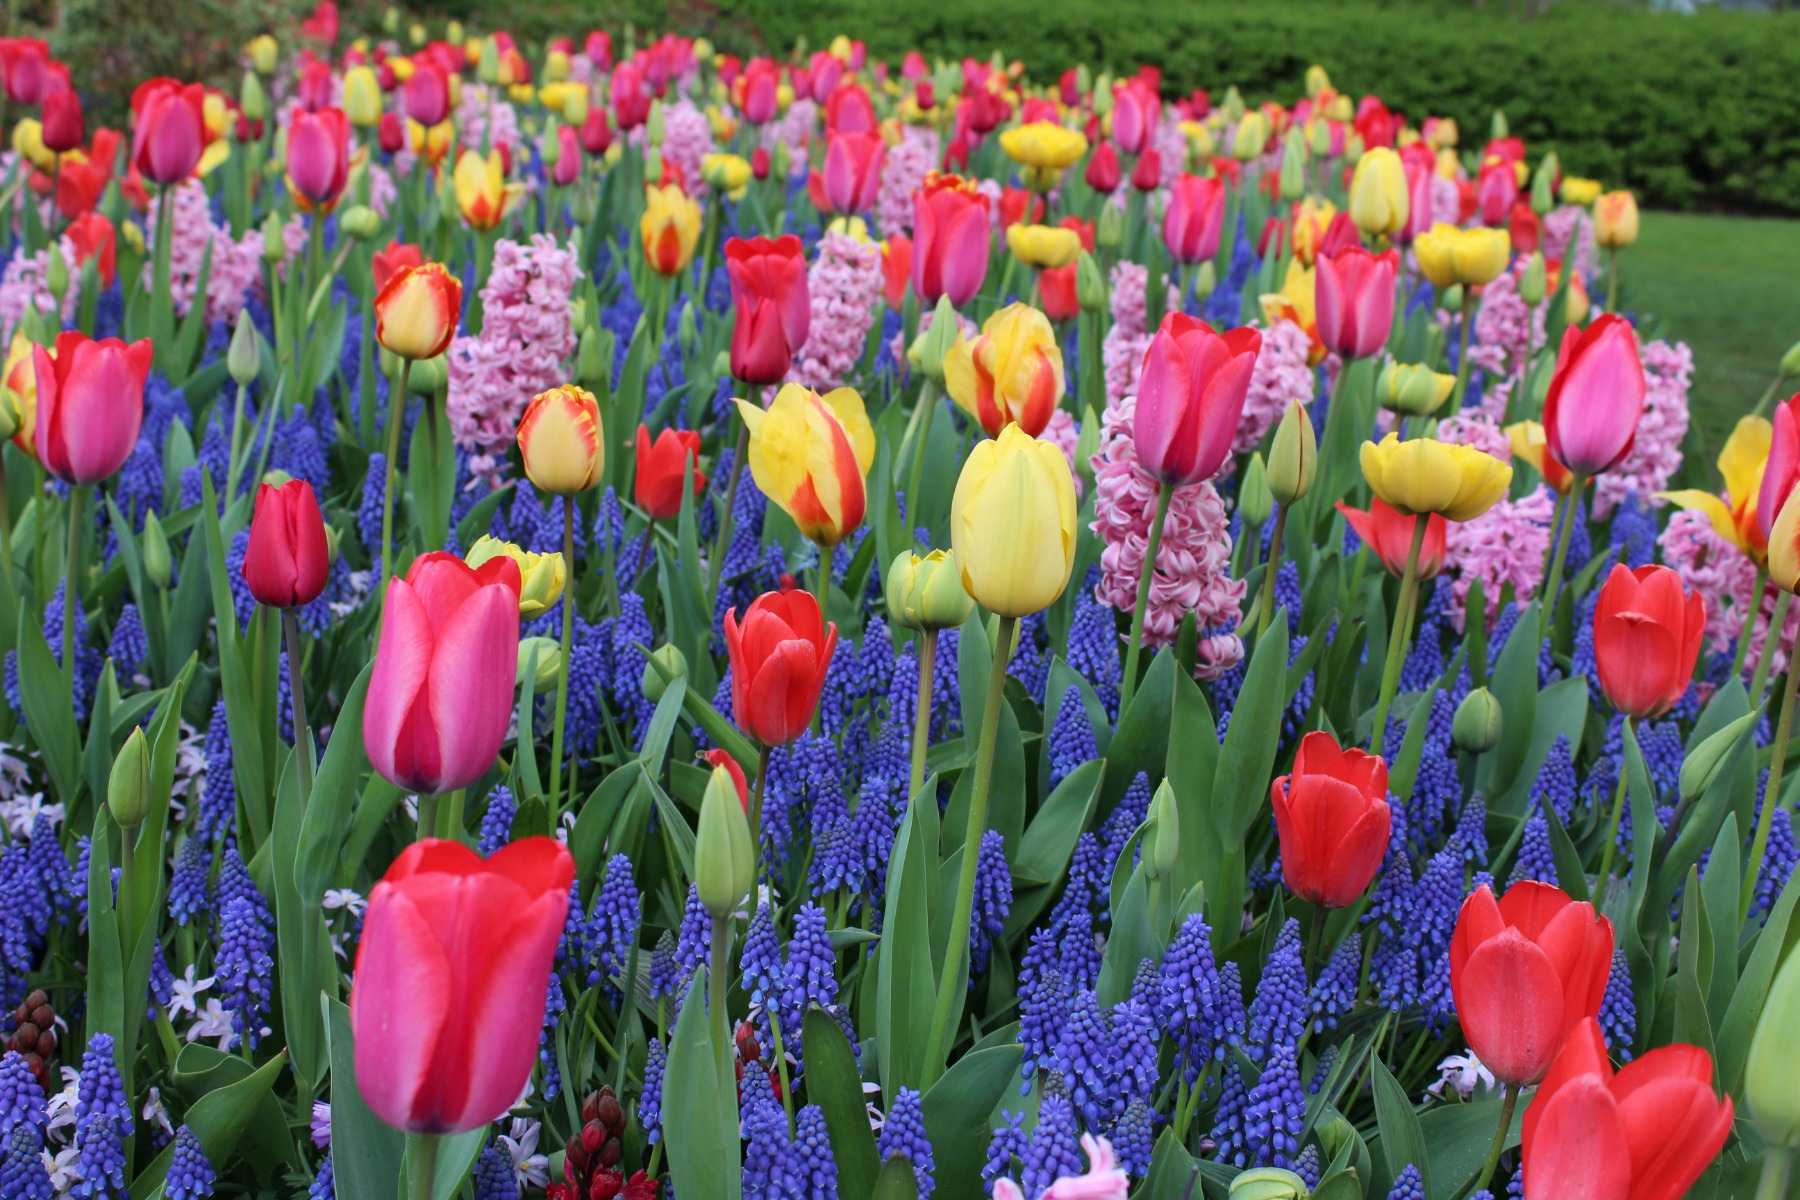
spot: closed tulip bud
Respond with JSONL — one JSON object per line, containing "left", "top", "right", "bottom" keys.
{"left": 1229, "top": 1168, "right": 1308, "bottom": 1200}
{"left": 244, "top": 480, "right": 330, "bottom": 608}
{"left": 1490, "top": 109, "right": 1509, "bottom": 140}
{"left": 1441, "top": 283, "right": 1464, "bottom": 312}
{"left": 951, "top": 424, "right": 1078, "bottom": 617}
{"left": 641, "top": 643, "right": 688, "bottom": 704}
{"left": 1451, "top": 687, "right": 1503, "bottom": 754}
{"left": 646, "top": 100, "right": 666, "bottom": 147}
{"left": 885, "top": 549, "right": 975, "bottom": 632}
{"left": 338, "top": 204, "right": 380, "bottom": 241}
{"left": 1674, "top": 709, "right": 1757, "bottom": 809}
{"left": 1145, "top": 780, "right": 1180, "bottom": 881}
{"left": 1377, "top": 360, "right": 1456, "bottom": 417}
{"left": 1096, "top": 200, "right": 1125, "bottom": 249}
{"left": 107, "top": 727, "right": 153, "bottom": 830}
{"left": 260, "top": 212, "right": 287, "bottom": 263}
{"left": 908, "top": 296, "right": 961, "bottom": 383}
{"left": 465, "top": 536, "right": 565, "bottom": 617}
{"left": 576, "top": 327, "right": 607, "bottom": 388}
{"left": 1781, "top": 340, "right": 1800, "bottom": 379}
{"left": 404, "top": 352, "right": 447, "bottom": 395}
{"left": 1075, "top": 251, "right": 1107, "bottom": 314}
{"left": 1593, "top": 191, "right": 1639, "bottom": 249}
{"left": 1193, "top": 260, "right": 1217, "bottom": 303}
{"left": 1748, "top": 943, "right": 1800, "bottom": 1147}
{"left": 1531, "top": 153, "right": 1559, "bottom": 216}
{"left": 1279, "top": 135, "right": 1306, "bottom": 200}
{"left": 1519, "top": 251, "right": 1548, "bottom": 306}
{"left": 696, "top": 763, "right": 756, "bottom": 917}
{"left": 1231, "top": 111, "right": 1269, "bottom": 161}
{"left": 517, "top": 636, "right": 563, "bottom": 691}
{"left": 1266, "top": 400, "right": 1317, "bottom": 506}
{"left": 1239, "top": 453, "right": 1272, "bottom": 529}
{"left": 517, "top": 385, "right": 604, "bottom": 495}
{"left": 44, "top": 248, "right": 66, "bottom": 302}
{"left": 241, "top": 71, "right": 268, "bottom": 122}
{"left": 143, "top": 512, "right": 172, "bottom": 588}
{"left": 1348, "top": 146, "right": 1408, "bottom": 238}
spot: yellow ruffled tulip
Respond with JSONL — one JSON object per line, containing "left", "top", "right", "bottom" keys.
{"left": 1348, "top": 146, "right": 1408, "bottom": 239}
{"left": 465, "top": 536, "right": 568, "bottom": 617}
{"left": 950, "top": 423, "right": 1078, "bottom": 617}
{"left": 1414, "top": 224, "right": 1511, "bottom": 289}
{"left": 1594, "top": 191, "right": 1639, "bottom": 249}
{"left": 641, "top": 184, "right": 702, "bottom": 277}
{"left": 734, "top": 384, "right": 876, "bottom": 548}
{"left": 1359, "top": 434, "right": 1513, "bottom": 522}
{"left": 1005, "top": 223, "right": 1081, "bottom": 270}
{"left": 999, "top": 121, "right": 1089, "bottom": 189}
{"left": 944, "top": 303, "right": 1066, "bottom": 439}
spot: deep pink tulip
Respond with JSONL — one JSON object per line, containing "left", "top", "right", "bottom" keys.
{"left": 402, "top": 63, "right": 449, "bottom": 127}
{"left": 0, "top": 38, "right": 50, "bottom": 106}
{"left": 364, "top": 552, "right": 523, "bottom": 796}
{"left": 740, "top": 60, "right": 779, "bottom": 124}
{"left": 549, "top": 123, "right": 582, "bottom": 186}
{"left": 824, "top": 83, "right": 875, "bottom": 134}
{"left": 612, "top": 61, "right": 650, "bottom": 130}
{"left": 1111, "top": 77, "right": 1160, "bottom": 155}
{"left": 1760, "top": 393, "right": 1800, "bottom": 541}
{"left": 1542, "top": 313, "right": 1645, "bottom": 478}
{"left": 244, "top": 480, "right": 331, "bottom": 609}
{"left": 40, "top": 89, "right": 84, "bottom": 155}
{"left": 129, "top": 78, "right": 206, "bottom": 185}
{"left": 1315, "top": 247, "right": 1398, "bottom": 360}
{"left": 1478, "top": 159, "right": 1519, "bottom": 228}
{"left": 1161, "top": 174, "right": 1225, "bottom": 264}
{"left": 1133, "top": 314, "right": 1262, "bottom": 486}
{"left": 350, "top": 837, "right": 573, "bottom": 1134}
{"left": 726, "top": 234, "right": 810, "bottom": 385}
{"left": 31, "top": 331, "right": 151, "bottom": 485}
{"left": 1400, "top": 154, "right": 1434, "bottom": 244}
{"left": 297, "top": 59, "right": 333, "bottom": 111}
{"left": 287, "top": 106, "right": 351, "bottom": 208}
{"left": 818, "top": 130, "right": 884, "bottom": 215}
{"left": 912, "top": 176, "right": 990, "bottom": 306}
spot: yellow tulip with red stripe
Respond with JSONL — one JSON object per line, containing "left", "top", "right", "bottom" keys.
{"left": 1660, "top": 415, "right": 1772, "bottom": 561}
{"left": 734, "top": 384, "right": 876, "bottom": 548}
{"left": 641, "top": 184, "right": 702, "bottom": 277}
{"left": 454, "top": 148, "right": 523, "bottom": 230}
{"left": 516, "top": 384, "right": 604, "bottom": 495}
{"left": 1506, "top": 420, "right": 1577, "bottom": 496}
{"left": 943, "top": 302, "right": 1065, "bottom": 438}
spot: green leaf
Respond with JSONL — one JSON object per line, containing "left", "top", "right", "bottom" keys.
{"left": 1007, "top": 758, "right": 1104, "bottom": 931}
{"left": 165, "top": 1044, "right": 294, "bottom": 1181}
{"left": 129, "top": 1048, "right": 290, "bottom": 1199}
{"left": 921, "top": 1042, "right": 1023, "bottom": 1200}
{"left": 1476, "top": 601, "right": 1540, "bottom": 800}
{"left": 803, "top": 1008, "right": 880, "bottom": 1200}
{"left": 664, "top": 973, "right": 741, "bottom": 1200}
{"left": 1142, "top": 1129, "right": 1210, "bottom": 1200}
{"left": 569, "top": 764, "right": 644, "bottom": 889}
{"left": 1494, "top": 676, "right": 1590, "bottom": 817}
{"left": 1167, "top": 665, "right": 1221, "bottom": 904}
{"left": 1717, "top": 867, "right": 1800, "bottom": 1093}
{"left": 637, "top": 676, "right": 687, "bottom": 775}
{"left": 871, "top": 1155, "right": 922, "bottom": 1200}
{"left": 1700, "top": 812, "right": 1742, "bottom": 1022}
{"left": 877, "top": 779, "right": 940, "bottom": 1097}
{"left": 1541, "top": 799, "right": 1591, "bottom": 906}
{"left": 325, "top": 996, "right": 404, "bottom": 1200}
{"left": 1369, "top": 1056, "right": 1430, "bottom": 1196}
{"left": 296, "top": 665, "right": 374, "bottom": 902}
{"left": 17, "top": 600, "right": 79, "bottom": 805}
{"left": 1417, "top": 1096, "right": 1522, "bottom": 1198}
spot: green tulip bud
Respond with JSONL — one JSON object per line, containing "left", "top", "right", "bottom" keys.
{"left": 1344, "top": 132, "right": 1365, "bottom": 163}
{"left": 678, "top": 301, "right": 698, "bottom": 353}
{"left": 1076, "top": 251, "right": 1107, "bottom": 315}
{"left": 1092, "top": 73, "right": 1114, "bottom": 117}
{"left": 260, "top": 212, "right": 286, "bottom": 264}
{"left": 1378, "top": 360, "right": 1456, "bottom": 418}
{"left": 382, "top": 6, "right": 401, "bottom": 33}
{"left": 1309, "top": 118, "right": 1332, "bottom": 159}
{"left": 1239, "top": 453, "right": 1273, "bottom": 530}
{"left": 1747, "top": 943, "right": 1800, "bottom": 1147}
{"left": 1145, "top": 779, "right": 1180, "bottom": 881}
{"left": 228, "top": 310, "right": 260, "bottom": 385}
{"left": 576, "top": 327, "right": 609, "bottom": 389}
{"left": 1279, "top": 134, "right": 1306, "bottom": 201}
{"left": 1229, "top": 1167, "right": 1309, "bottom": 1200}
{"left": 1266, "top": 401, "right": 1317, "bottom": 506}
{"left": 260, "top": 468, "right": 294, "bottom": 488}
{"left": 908, "top": 295, "right": 960, "bottom": 383}
{"left": 646, "top": 100, "right": 666, "bottom": 148}
{"left": 1096, "top": 200, "right": 1125, "bottom": 249}
{"left": 1075, "top": 405, "right": 1101, "bottom": 482}
{"left": 477, "top": 37, "right": 502, "bottom": 85}
{"left": 240, "top": 71, "right": 268, "bottom": 122}
{"left": 1441, "top": 283, "right": 1464, "bottom": 313}
{"left": 1780, "top": 338, "right": 1800, "bottom": 380}
{"left": 1221, "top": 85, "right": 1246, "bottom": 124}
{"left": 0, "top": 386, "right": 18, "bottom": 443}
{"left": 772, "top": 139, "right": 792, "bottom": 181}
{"left": 1679, "top": 710, "right": 1759, "bottom": 807}
{"left": 1518, "top": 251, "right": 1548, "bottom": 307}
{"left": 108, "top": 727, "right": 153, "bottom": 830}
{"left": 517, "top": 636, "right": 564, "bottom": 691}
{"left": 641, "top": 643, "right": 689, "bottom": 703}
{"left": 338, "top": 205, "right": 380, "bottom": 241}
{"left": 644, "top": 147, "right": 665, "bottom": 186}
{"left": 1193, "top": 260, "right": 1217, "bottom": 303}
{"left": 695, "top": 763, "right": 755, "bottom": 917}
{"left": 1490, "top": 109, "right": 1509, "bottom": 141}
{"left": 540, "top": 118, "right": 562, "bottom": 168}
{"left": 1531, "top": 153, "right": 1559, "bottom": 217}
{"left": 886, "top": 549, "right": 975, "bottom": 632}
{"left": 142, "top": 512, "right": 172, "bottom": 588}
{"left": 406, "top": 353, "right": 447, "bottom": 395}
{"left": 44, "top": 247, "right": 67, "bottom": 301}
{"left": 1452, "top": 687, "right": 1504, "bottom": 754}
{"left": 324, "top": 523, "right": 341, "bottom": 569}
{"left": 1075, "top": 64, "right": 1092, "bottom": 95}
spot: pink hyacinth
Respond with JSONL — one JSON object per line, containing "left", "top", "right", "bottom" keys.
{"left": 1657, "top": 508, "right": 1764, "bottom": 663}
{"left": 788, "top": 230, "right": 881, "bottom": 392}
{"left": 1541, "top": 204, "right": 1597, "bottom": 280}
{"left": 1429, "top": 174, "right": 1462, "bottom": 228}
{"left": 447, "top": 234, "right": 580, "bottom": 469}
{"left": 0, "top": 240, "right": 77, "bottom": 334}
{"left": 141, "top": 181, "right": 267, "bottom": 323}
{"left": 1090, "top": 391, "right": 1245, "bottom": 679}
{"left": 760, "top": 99, "right": 817, "bottom": 174}
{"left": 656, "top": 100, "right": 715, "bottom": 197}
{"left": 1439, "top": 413, "right": 1553, "bottom": 629}
{"left": 875, "top": 126, "right": 937, "bottom": 239}
{"left": 365, "top": 162, "right": 398, "bottom": 219}
{"left": 456, "top": 83, "right": 519, "bottom": 154}
{"left": 1101, "top": 260, "right": 1180, "bottom": 404}
{"left": 1467, "top": 257, "right": 1546, "bottom": 396}
{"left": 1235, "top": 316, "right": 1315, "bottom": 454}
{"left": 1591, "top": 338, "right": 1691, "bottom": 519}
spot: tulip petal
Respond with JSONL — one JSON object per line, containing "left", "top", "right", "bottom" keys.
{"left": 1521, "top": 1075, "right": 1632, "bottom": 1200}
{"left": 351, "top": 884, "right": 452, "bottom": 1131}
{"left": 1454, "top": 928, "right": 1567, "bottom": 1084}
{"left": 426, "top": 584, "right": 521, "bottom": 794}
{"left": 365, "top": 579, "right": 434, "bottom": 791}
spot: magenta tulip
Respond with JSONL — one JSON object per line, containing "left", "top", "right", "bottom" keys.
{"left": 130, "top": 78, "right": 206, "bottom": 186}
{"left": 1761, "top": 394, "right": 1800, "bottom": 542}
{"left": 287, "top": 106, "right": 351, "bottom": 208}
{"left": 912, "top": 176, "right": 990, "bottom": 306}
{"left": 31, "top": 331, "right": 151, "bottom": 485}
{"left": 402, "top": 63, "right": 450, "bottom": 127}
{"left": 1315, "top": 247, "right": 1398, "bottom": 360}
{"left": 1542, "top": 313, "right": 1645, "bottom": 478}
{"left": 819, "top": 129, "right": 884, "bottom": 215}
{"left": 1133, "top": 314, "right": 1262, "bottom": 486}
{"left": 364, "top": 552, "right": 523, "bottom": 796}
{"left": 1111, "top": 77, "right": 1160, "bottom": 156}
{"left": 1161, "top": 174, "right": 1226, "bottom": 264}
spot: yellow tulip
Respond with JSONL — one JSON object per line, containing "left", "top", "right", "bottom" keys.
{"left": 1348, "top": 146, "right": 1408, "bottom": 239}
{"left": 1660, "top": 415, "right": 1772, "bottom": 560}
{"left": 826, "top": 215, "right": 871, "bottom": 241}
{"left": 1505, "top": 420, "right": 1577, "bottom": 496}
{"left": 517, "top": 384, "right": 604, "bottom": 495}
{"left": 465, "top": 536, "right": 567, "bottom": 617}
{"left": 343, "top": 66, "right": 383, "bottom": 128}
{"left": 701, "top": 152, "right": 752, "bottom": 202}
{"left": 1232, "top": 110, "right": 1270, "bottom": 161}
{"left": 245, "top": 34, "right": 278, "bottom": 75}
{"left": 641, "top": 184, "right": 702, "bottom": 277}
{"left": 1560, "top": 176, "right": 1602, "bottom": 207}
{"left": 999, "top": 121, "right": 1088, "bottom": 189}
{"left": 453, "top": 148, "right": 520, "bottom": 230}
{"left": 408, "top": 119, "right": 455, "bottom": 166}
{"left": 1005, "top": 223, "right": 1081, "bottom": 270}
{"left": 734, "top": 384, "right": 876, "bottom": 548}
{"left": 10, "top": 120, "right": 53, "bottom": 172}
{"left": 950, "top": 423, "right": 1078, "bottom": 617}
{"left": 1359, "top": 434, "right": 1513, "bottom": 522}
{"left": 1414, "top": 224, "right": 1511, "bottom": 289}
{"left": 1770, "top": 484, "right": 1800, "bottom": 594}
{"left": 1594, "top": 191, "right": 1639, "bottom": 249}
{"left": 390, "top": 56, "right": 418, "bottom": 83}
{"left": 1290, "top": 197, "right": 1337, "bottom": 266}
{"left": 944, "top": 303, "right": 1066, "bottom": 438}
{"left": 545, "top": 49, "right": 571, "bottom": 83}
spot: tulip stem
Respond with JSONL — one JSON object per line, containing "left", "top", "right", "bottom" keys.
{"left": 1744, "top": 653, "right": 1800, "bottom": 920}
{"left": 63, "top": 484, "right": 83, "bottom": 694}
{"left": 708, "top": 419, "right": 750, "bottom": 607}
{"left": 225, "top": 380, "right": 250, "bottom": 502}
{"left": 903, "top": 380, "right": 940, "bottom": 531}
{"left": 1733, "top": 568, "right": 1768, "bottom": 683}
{"left": 416, "top": 793, "right": 438, "bottom": 843}
{"left": 1752, "top": 371, "right": 1788, "bottom": 421}
{"left": 1120, "top": 481, "right": 1173, "bottom": 715}
{"left": 1369, "top": 515, "right": 1429, "bottom": 756}
{"left": 908, "top": 629, "right": 938, "bottom": 803}
{"left": 1755, "top": 1145, "right": 1792, "bottom": 1200}
{"left": 708, "top": 910, "right": 733, "bottom": 1089}
{"left": 749, "top": 743, "right": 770, "bottom": 916}
{"left": 920, "top": 613, "right": 1016, "bottom": 1089}
{"left": 548, "top": 501, "right": 575, "bottom": 811}
{"left": 1606, "top": 246, "right": 1620, "bottom": 313}
{"left": 1470, "top": 1085, "right": 1519, "bottom": 1200}
{"left": 1255, "top": 503, "right": 1289, "bottom": 641}
{"left": 282, "top": 608, "right": 314, "bottom": 808}
{"left": 378, "top": 357, "right": 412, "bottom": 580}
{"left": 406, "top": 1133, "right": 439, "bottom": 1200}
{"left": 1596, "top": 716, "right": 1634, "bottom": 887}
{"left": 1750, "top": 587, "right": 1792, "bottom": 705}
{"left": 1449, "top": 292, "right": 1476, "bottom": 412}
{"left": 1540, "top": 475, "right": 1585, "bottom": 628}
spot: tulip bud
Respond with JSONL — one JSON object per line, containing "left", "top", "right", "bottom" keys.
{"left": 228, "top": 310, "right": 260, "bottom": 385}
{"left": 1229, "top": 1168, "right": 1309, "bottom": 1200}
{"left": 323, "top": 524, "right": 341, "bottom": 570}
{"left": 576, "top": 327, "right": 608, "bottom": 388}
{"left": 1145, "top": 779, "right": 1180, "bottom": 881}
{"left": 1531, "top": 153, "right": 1559, "bottom": 217}
{"left": 1092, "top": 73, "right": 1114, "bottom": 116}
{"left": 517, "top": 636, "right": 564, "bottom": 691}
{"left": 405, "top": 353, "right": 447, "bottom": 395}
{"left": 908, "top": 296, "right": 960, "bottom": 383}
{"left": 477, "top": 38, "right": 502, "bottom": 85}
{"left": 1747, "top": 942, "right": 1800, "bottom": 1147}
{"left": 241, "top": 72, "right": 268, "bottom": 122}
{"left": 142, "top": 512, "right": 172, "bottom": 588}
{"left": 338, "top": 205, "right": 380, "bottom": 241}
{"left": 885, "top": 549, "right": 976, "bottom": 632}
{"left": 565, "top": 88, "right": 590, "bottom": 128}
{"left": 1279, "top": 133, "right": 1306, "bottom": 200}
{"left": 1075, "top": 406, "right": 1101, "bottom": 482}
{"left": 1193, "top": 260, "right": 1217, "bottom": 303}
{"left": 44, "top": 248, "right": 67, "bottom": 302}
{"left": 1518, "top": 252, "right": 1547, "bottom": 307}
{"left": 1266, "top": 401, "right": 1317, "bottom": 506}
{"left": 108, "top": 727, "right": 153, "bottom": 830}
{"left": 1238, "top": 453, "right": 1273, "bottom": 529}
{"left": 0, "top": 389, "right": 17, "bottom": 444}
{"left": 1441, "top": 283, "right": 1464, "bottom": 312}
{"left": 646, "top": 100, "right": 666, "bottom": 148}
{"left": 678, "top": 302, "right": 698, "bottom": 354}
{"left": 1377, "top": 360, "right": 1455, "bottom": 418}
{"left": 1075, "top": 251, "right": 1107, "bottom": 314}
{"left": 1309, "top": 118, "right": 1332, "bottom": 159}
{"left": 1096, "top": 200, "right": 1125, "bottom": 249}
{"left": 260, "top": 212, "right": 287, "bottom": 264}
{"left": 1490, "top": 109, "right": 1509, "bottom": 140}
{"left": 641, "top": 643, "right": 689, "bottom": 703}
{"left": 1452, "top": 687, "right": 1503, "bottom": 754}
{"left": 1780, "top": 338, "right": 1800, "bottom": 379}
{"left": 695, "top": 763, "right": 755, "bottom": 917}
{"left": 1678, "top": 710, "right": 1758, "bottom": 807}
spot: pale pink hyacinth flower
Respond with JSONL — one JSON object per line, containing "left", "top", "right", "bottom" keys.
{"left": 1429, "top": 174, "right": 1462, "bottom": 228}
{"left": 761, "top": 99, "right": 817, "bottom": 173}
{"left": 1235, "top": 316, "right": 1315, "bottom": 454}
{"left": 1101, "top": 260, "right": 1179, "bottom": 404}
{"left": 1591, "top": 338, "right": 1691, "bottom": 519}
{"left": 656, "top": 100, "right": 715, "bottom": 197}
{"left": 0, "top": 240, "right": 77, "bottom": 333}
{"left": 1439, "top": 413, "right": 1554, "bottom": 630}
{"left": 1541, "top": 204, "right": 1598, "bottom": 280}
{"left": 1657, "top": 507, "right": 1764, "bottom": 662}
{"left": 141, "top": 181, "right": 268, "bottom": 322}
{"left": 875, "top": 127, "right": 937, "bottom": 239}
{"left": 456, "top": 83, "right": 520, "bottom": 154}
{"left": 1091, "top": 392, "right": 1245, "bottom": 678}
{"left": 991, "top": 1135, "right": 1130, "bottom": 1200}
{"left": 1467, "top": 257, "right": 1547, "bottom": 390}
{"left": 788, "top": 229, "right": 882, "bottom": 392}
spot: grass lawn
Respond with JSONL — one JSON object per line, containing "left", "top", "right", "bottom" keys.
{"left": 1626, "top": 210, "right": 1800, "bottom": 471}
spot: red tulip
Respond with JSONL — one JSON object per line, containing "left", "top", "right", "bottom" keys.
{"left": 1270, "top": 731, "right": 1392, "bottom": 907}
{"left": 1314, "top": 247, "right": 1398, "bottom": 360}
{"left": 403, "top": 63, "right": 449, "bottom": 127}
{"left": 579, "top": 109, "right": 612, "bottom": 156}
{"left": 40, "top": 89, "right": 84, "bottom": 154}
{"left": 750, "top": 146, "right": 771, "bottom": 180}
{"left": 287, "top": 106, "right": 351, "bottom": 209}
{"left": 1760, "top": 393, "right": 1800, "bottom": 542}
{"left": 817, "top": 130, "right": 884, "bottom": 215}
{"left": 1163, "top": 174, "right": 1227, "bottom": 264}
{"left": 612, "top": 62, "right": 650, "bottom": 130}
{"left": 1130, "top": 148, "right": 1162, "bottom": 193}
{"left": 1040, "top": 265, "right": 1078, "bottom": 322}
{"left": 1133, "top": 314, "right": 1261, "bottom": 486}
{"left": 824, "top": 83, "right": 875, "bottom": 135}
{"left": 244, "top": 480, "right": 330, "bottom": 608}
{"left": 371, "top": 241, "right": 424, "bottom": 292}
{"left": 1449, "top": 881, "right": 1614, "bottom": 1086}
{"left": 740, "top": 60, "right": 780, "bottom": 125}
{"left": 1510, "top": 202, "right": 1541, "bottom": 257}
{"left": 1592, "top": 563, "right": 1705, "bottom": 720}
{"left": 723, "top": 589, "right": 837, "bottom": 747}
{"left": 1477, "top": 159, "right": 1519, "bottom": 228}
{"left": 0, "top": 38, "right": 50, "bottom": 106}
{"left": 725, "top": 235, "right": 809, "bottom": 386}
{"left": 997, "top": 187, "right": 1042, "bottom": 229}
{"left": 703, "top": 748, "right": 750, "bottom": 813}
{"left": 1542, "top": 313, "right": 1645, "bottom": 478}
{"left": 49, "top": 127, "right": 118, "bottom": 219}
{"left": 65, "top": 212, "right": 117, "bottom": 288}
{"left": 376, "top": 111, "right": 405, "bottom": 155}
{"left": 350, "top": 837, "right": 573, "bottom": 1134}
{"left": 1086, "top": 141, "right": 1121, "bottom": 194}
{"left": 364, "top": 552, "right": 523, "bottom": 796}
{"left": 1335, "top": 499, "right": 1447, "bottom": 580}
{"left": 1520, "top": 1018, "right": 1733, "bottom": 1200}
{"left": 1112, "top": 77, "right": 1160, "bottom": 155}
{"left": 911, "top": 176, "right": 990, "bottom": 307}
{"left": 961, "top": 86, "right": 1010, "bottom": 136}
{"left": 130, "top": 78, "right": 206, "bottom": 185}
{"left": 32, "top": 331, "right": 151, "bottom": 485}
{"left": 634, "top": 425, "right": 705, "bottom": 520}
{"left": 881, "top": 236, "right": 911, "bottom": 311}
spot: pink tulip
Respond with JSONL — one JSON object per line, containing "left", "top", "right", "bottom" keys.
{"left": 912, "top": 176, "right": 991, "bottom": 306}
{"left": 130, "top": 78, "right": 206, "bottom": 185}
{"left": 364, "top": 552, "right": 523, "bottom": 796}
{"left": 350, "top": 837, "right": 573, "bottom": 1134}
{"left": 1315, "top": 247, "right": 1398, "bottom": 360}
{"left": 32, "top": 331, "right": 151, "bottom": 485}
{"left": 740, "top": 60, "right": 779, "bottom": 124}
{"left": 287, "top": 106, "right": 351, "bottom": 208}
{"left": 1400, "top": 153, "right": 1434, "bottom": 244}
{"left": 1542, "top": 313, "right": 1645, "bottom": 478}
{"left": 1478, "top": 160, "right": 1519, "bottom": 228}
{"left": 1133, "top": 314, "right": 1262, "bottom": 486}
{"left": 1161, "top": 174, "right": 1226, "bottom": 264}
{"left": 1111, "top": 78, "right": 1160, "bottom": 156}
{"left": 819, "top": 130, "right": 884, "bottom": 215}
{"left": 549, "top": 124, "right": 582, "bottom": 187}
{"left": 1761, "top": 394, "right": 1800, "bottom": 541}
{"left": 402, "top": 63, "right": 449, "bottom": 127}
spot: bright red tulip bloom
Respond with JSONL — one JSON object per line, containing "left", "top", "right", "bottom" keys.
{"left": 1112, "top": 77, "right": 1160, "bottom": 155}
{"left": 817, "top": 130, "right": 884, "bottom": 215}
{"left": 65, "top": 212, "right": 117, "bottom": 288}
{"left": 1163, "top": 174, "right": 1226, "bottom": 264}
{"left": 31, "top": 331, "right": 151, "bottom": 485}
{"left": 1315, "top": 247, "right": 1398, "bottom": 360}
{"left": 1449, "top": 881, "right": 1614, "bottom": 1086}
{"left": 723, "top": 589, "right": 837, "bottom": 747}
{"left": 371, "top": 241, "right": 424, "bottom": 292}
{"left": 1086, "top": 141, "right": 1121, "bottom": 194}
{"left": 881, "top": 236, "right": 911, "bottom": 311}
{"left": 725, "top": 235, "right": 809, "bottom": 385}
{"left": 1510, "top": 202, "right": 1541, "bottom": 257}
{"left": 1130, "top": 148, "right": 1162, "bottom": 192}
{"left": 403, "top": 63, "right": 449, "bottom": 127}
{"left": 130, "top": 78, "right": 206, "bottom": 185}
{"left": 997, "top": 187, "right": 1042, "bottom": 230}
{"left": 350, "top": 837, "right": 574, "bottom": 1134}
{"left": 1335, "top": 499, "right": 1447, "bottom": 579}
{"left": 40, "top": 89, "right": 84, "bottom": 155}
{"left": 243, "top": 480, "right": 330, "bottom": 608}
{"left": 1542, "top": 314, "right": 1645, "bottom": 478}
{"left": 1133, "top": 314, "right": 1261, "bottom": 486}
{"left": 1520, "top": 1018, "right": 1733, "bottom": 1200}
{"left": 287, "top": 106, "right": 351, "bottom": 209}
{"left": 1269, "top": 731, "right": 1392, "bottom": 908}
{"left": 1759, "top": 394, "right": 1800, "bottom": 543}
{"left": 634, "top": 425, "right": 705, "bottom": 520}
{"left": 1592, "top": 563, "right": 1705, "bottom": 720}
{"left": 1477, "top": 159, "right": 1519, "bottom": 228}
{"left": 1040, "top": 265, "right": 1078, "bottom": 322}
{"left": 364, "top": 552, "right": 523, "bottom": 796}
{"left": 578, "top": 109, "right": 612, "bottom": 156}
{"left": 912, "top": 176, "right": 990, "bottom": 307}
